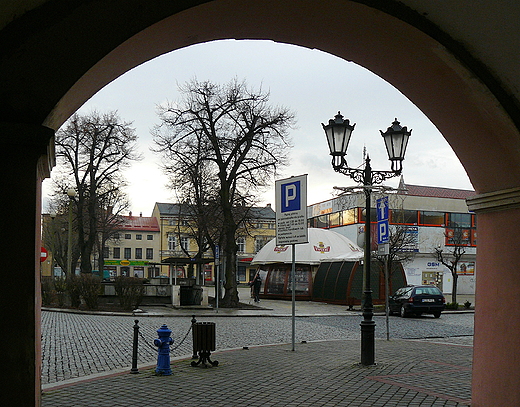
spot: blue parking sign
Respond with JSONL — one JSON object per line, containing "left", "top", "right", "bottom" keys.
{"left": 281, "top": 181, "right": 301, "bottom": 212}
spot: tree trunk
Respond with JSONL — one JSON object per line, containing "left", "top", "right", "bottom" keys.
{"left": 451, "top": 272, "right": 458, "bottom": 304}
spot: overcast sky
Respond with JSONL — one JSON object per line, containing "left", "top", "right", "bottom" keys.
{"left": 43, "top": 39, "right": 473, "bottom": 216}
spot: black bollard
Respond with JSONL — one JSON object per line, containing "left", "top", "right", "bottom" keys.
{"left": 130, "top": 319, "right": 139, "bottom": 374}
{"left": 191, "top": 315, "right": 198, "bottom": 359}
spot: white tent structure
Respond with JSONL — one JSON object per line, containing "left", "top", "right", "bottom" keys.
{"left": 251, "top": 228, "right": 364, "bottom": 265}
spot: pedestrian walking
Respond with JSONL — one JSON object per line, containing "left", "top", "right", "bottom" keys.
{"left": 250, "top": 272, "right": 262, "bottom": 303}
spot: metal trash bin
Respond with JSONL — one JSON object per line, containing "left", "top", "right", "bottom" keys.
{"left": 191, "top": 322, "right": 218, "bottom": 367}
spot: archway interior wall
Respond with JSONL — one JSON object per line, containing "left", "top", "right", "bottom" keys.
{"left": 43, "top": 0, "right": 520, "bottom": 196}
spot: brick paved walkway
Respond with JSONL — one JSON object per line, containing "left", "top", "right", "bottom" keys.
{"left": 42, "top": 339, "right": 472, "bottom": 406}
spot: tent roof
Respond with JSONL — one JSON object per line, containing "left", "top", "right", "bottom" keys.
{"left": 251, "top": 228, "right": 363, "bottom": 265}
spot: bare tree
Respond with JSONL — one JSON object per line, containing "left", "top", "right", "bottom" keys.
{"left": 54, "top": 111, "right": 142, "bottom": 274}
{"left": 153, "top": 78, "right": 295, "bottom": 307}
{"left": 434, "top": 228, "right": 467, "bottom": 304}
{"left": 375, "top": 225, "right": 418, "bottom": 282}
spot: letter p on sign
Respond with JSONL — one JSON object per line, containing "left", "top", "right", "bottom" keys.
{"left": 282, "top": 181, "right": 300, "bottom": 212}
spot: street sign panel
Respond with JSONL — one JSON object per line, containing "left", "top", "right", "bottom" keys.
{"left": 275, "top": 175, "right": 308, "bottom": 245}
{"left": 377, "top": 220, "right": 389, "bottom": 244}
{"left": 377, "top": 196, "right": 389, "bottom": 221}
{"left": 377, "top": 196, "right": 390, "bottom": 244}
{"left": 40, "top": 247, "right": 48, "bottom": 262}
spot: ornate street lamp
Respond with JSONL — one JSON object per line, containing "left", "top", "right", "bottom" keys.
{"left": 322, "top": 112, "right": 411, "bottom": 366}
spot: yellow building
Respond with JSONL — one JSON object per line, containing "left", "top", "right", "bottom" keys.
{"left": 152, "top": 202, "right": 276, "bottom": 284}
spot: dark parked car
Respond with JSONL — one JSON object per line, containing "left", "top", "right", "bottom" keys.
{"left": 389, "top": 285, "right": 446, "bottom": 318}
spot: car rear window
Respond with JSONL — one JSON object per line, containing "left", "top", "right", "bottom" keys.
{"left": 415, "top": 287, "right": 442, "bottom": 295}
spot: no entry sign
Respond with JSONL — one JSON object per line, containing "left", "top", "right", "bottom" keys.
{"left": 40, "top": 247, "right": 48, "bottom": 262}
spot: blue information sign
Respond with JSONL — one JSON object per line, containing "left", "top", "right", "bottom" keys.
{"left": 377, "top": 196, "right": 390, "bottom": 244}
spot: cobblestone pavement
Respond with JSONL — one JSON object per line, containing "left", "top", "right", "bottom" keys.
{"left": 41, "top": 311, "right": 474, "bottom": 385}
{"left": 42, "top": 338, "right": 473, "bottom": 406}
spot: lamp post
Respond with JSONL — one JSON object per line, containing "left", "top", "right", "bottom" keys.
{"left": 322, "top": 112, "right": 411, "bottom": 366}
{"left": 66, "top": 188, "right": 76, "bottom": 276}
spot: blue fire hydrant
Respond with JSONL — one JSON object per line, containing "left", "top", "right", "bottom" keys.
{"left": 154, "top": 324, "right": 174, "bottom": 375}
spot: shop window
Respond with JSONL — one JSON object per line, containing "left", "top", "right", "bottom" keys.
{"left": 342, "top": 209, "right": 357, "bottom": 225}
{"left": 315, "top": 214, "right": 329, "bottom": 228}
{"left": 267, "top": 268, "right": 286, "bottom": 295}
{"left": 446, "top": 228, "right": 472, "bottom": 246}
{"left": 391, "top": 209, "right": 418, "bottom": 224}
{"left": 329, "top": 212, "right": 341, "bottom": 227}
{"left": 419, "top": 211, "right": 445, "bottom": 226}
{"left": 448, "top": 213, "right": 472, "bottom": 228}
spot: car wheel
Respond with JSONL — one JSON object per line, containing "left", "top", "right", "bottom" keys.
{"left": 433, "top": 311, "right": 441, "bottom": 318}
{"left": 400, "top": 305, "right": 408, "bottom": 318}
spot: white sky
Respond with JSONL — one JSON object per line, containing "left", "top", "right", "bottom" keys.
{"left": 42, "top": 39, "right": 473, "bottom": 216}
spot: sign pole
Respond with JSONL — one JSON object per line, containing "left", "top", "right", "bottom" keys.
{"left": 291, "top": 244, "right": 296, "bottom": 351}
{"left": 275, "top": 174, "right": 308, "bottom": 352}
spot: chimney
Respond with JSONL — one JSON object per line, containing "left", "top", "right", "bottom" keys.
{"left": 129, "top": 211, "right": 132, "bottom": 217}
{"left": 266, "top": 203, "right": 272, "bottom": 208}
{"left": 140, "top": 212, "right": 142, "bottom": 217}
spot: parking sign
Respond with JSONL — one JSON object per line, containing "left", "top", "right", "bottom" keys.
{"left": 275, "top": 175, "right": 308, "bottom": 245}
{"left": 377, "top": 196, "right": 390, "bottom": 244}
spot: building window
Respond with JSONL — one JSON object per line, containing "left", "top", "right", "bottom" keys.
{"left": 237, "top": 237, "right": 245, "bottom": 253}
{"left": 146, "top": 248, "right": 153, "bottom": 259}
{"left": 448, "top": 213, "right": 472, "bottom": 228}
{"left": 180, "top": 236, "right": 189, "bottom": 251}
{"left": 255, "top": 237, "right": 269, "bottom": 253}
{"left": 168, "top": 234, "right": 177, "bottom": 251}
{"left": 391, "top": 209, "right": 418, "bottom": 224}
{"left": 419, "top": 211, "right": 445, "bottom": 226}
{"left": 329, "top": 211, "right": 341, "bottom": 227}
{"left": 102, "top": 246, "right": 109, "bottom": 259}
{"left": 136, "top": 234, "right": 142, "bottom": 240}
{"left": 147, "top": 235, "right": 153, "bottom": 240}
{"left": 125, "top": 234, "right": 131, "bottom": 240}
{"left": 113, "top": 247, "right": 120, "bottom": 259}
{"left": 135, "top": 248, "right": 142, "bottom": 259}
{"left": 446, "top": 228, "right": 472, "bottom": 246}
{"left": 341, "top": 209, "right": 357, "bottom": 225}
{"left": 124, "top": 248, "right": 131, "bottom": 259}
{"left": 113, "top": 233, "right": 120, "bottom": 239}
{"left": 168, "top": 219, "right": 176, "bottom": 226}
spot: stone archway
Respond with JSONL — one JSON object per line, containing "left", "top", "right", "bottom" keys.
{"left": 2, "top": 1, "right": 519, "bottom": 405}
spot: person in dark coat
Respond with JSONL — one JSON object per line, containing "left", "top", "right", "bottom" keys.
{"left": 251, "top": 273, "right": 262, "bottom": 303}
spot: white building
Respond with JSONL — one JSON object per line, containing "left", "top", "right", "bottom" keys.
{"left": 307, "top": 179, "right": 476, "bottom": 295}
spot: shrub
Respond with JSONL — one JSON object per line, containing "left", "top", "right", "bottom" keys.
{"left": 114, "top": 277, "right": 146, "bottom": 310}
{"left": 54, "top": 276, "right": 67, "bottom": 307}
{"left": 66, "top": 275, "right": 82, "bottom": 308}
{"left": 445, "top": 302, "right": 459, "bottom": 310}
{"left": 41, "top": 277, "right": 56, "bottom": 307}
{"left": 79, "top": 273, "right": 102, "bottom": 309}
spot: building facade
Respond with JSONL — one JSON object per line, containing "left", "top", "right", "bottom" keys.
{"left": 152, "top": 202, "right": 276, "bottom": 284}
{"left": 102, "top": 212, "right": 161, "bottom": 279}
{"left": 307, "top": 180, "right": 476, "bottom": 296}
